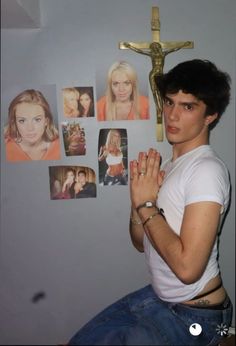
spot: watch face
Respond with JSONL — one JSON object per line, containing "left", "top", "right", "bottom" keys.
{"left": 137, "top": 201, "right": 155, "bottom": 212}
{"left": 146, "top": 201, "right": 153, "bottom": 207}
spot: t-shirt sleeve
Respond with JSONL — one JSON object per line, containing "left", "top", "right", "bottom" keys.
{"left": 184, "top": 158, "right": 230, "bottom": 213}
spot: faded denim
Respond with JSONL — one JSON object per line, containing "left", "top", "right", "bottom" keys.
{"left": 69, "top": 285, "right": 232, "bottom": 345}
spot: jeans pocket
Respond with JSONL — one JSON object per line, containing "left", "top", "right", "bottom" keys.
{"left": 170, "top": 304, "right": 229, "bottom": 346}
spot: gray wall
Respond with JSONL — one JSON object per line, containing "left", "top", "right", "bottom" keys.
{"left": 1, "top": 0, "right": 235, "bottom": 344}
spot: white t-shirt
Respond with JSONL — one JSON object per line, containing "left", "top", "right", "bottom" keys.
{"left": 144, "top": 145, "right": 230, "bottom": 302}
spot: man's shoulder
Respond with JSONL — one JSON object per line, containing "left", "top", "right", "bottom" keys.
{"left": 85, "top": 182, "right": 96, "bottom": 189}
{"left": 172, "top": 146, "right": 229, "bottom": 182}
{"left": 192, "top": 147, "right": 227, "bottom": 172}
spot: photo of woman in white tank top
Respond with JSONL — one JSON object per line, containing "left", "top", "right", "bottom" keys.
{"left": 98, "top": 128, "right": 128, "bottom": 186}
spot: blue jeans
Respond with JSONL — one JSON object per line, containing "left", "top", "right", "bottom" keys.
{"left": 69, "top": 285, "right": 232, "bottom": 345}
{"left": 103, "top": 174, "right": 127, "bottom": 185}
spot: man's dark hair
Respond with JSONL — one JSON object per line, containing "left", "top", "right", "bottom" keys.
{"left": 156, "top": 59, "right": 231, "bottom": 117}
{"left": 78, "top": 170, "right": 86, "bottom": 176}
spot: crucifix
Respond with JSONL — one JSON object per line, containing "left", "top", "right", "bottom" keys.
{"left": 119, "top": 7, "right": 194, "bottom": 141}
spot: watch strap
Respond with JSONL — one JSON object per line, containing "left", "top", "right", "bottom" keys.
{"left": 136, "top": 201, "right": 157, "bottom": 213}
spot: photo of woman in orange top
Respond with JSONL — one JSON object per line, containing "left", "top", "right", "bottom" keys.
{"left": 98, "top": 128, "right": 128, "bottom": 186}
{"left": 4, "top": 89, "right": 61, "bottom": 162}
{"left": 97, "top": 61, "right": 149, "bottom": 121}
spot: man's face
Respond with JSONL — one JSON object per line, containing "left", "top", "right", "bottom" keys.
{"left": 78, "top": 173, "right": 86, "bottom": 184}
{"left": 163, "top": 90, "right": 216, "bottom": 145}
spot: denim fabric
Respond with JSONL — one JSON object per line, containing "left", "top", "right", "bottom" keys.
{"left": 69, "top": 285, "right": 233, "bottom": 345}
{"left": 103, "top": 174, "right": 127, "bottom": 185}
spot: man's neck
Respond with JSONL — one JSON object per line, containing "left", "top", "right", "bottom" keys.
{"left": 172, "top": 136, "right": 209, "bottom": 161}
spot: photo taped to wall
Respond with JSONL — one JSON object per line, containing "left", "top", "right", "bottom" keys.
{"left": 62, "top": 121, "right": 86, "bottom": 156}
{"left": 98, "top": 128, "right": 128, "bottom": 186}
{"left": 4, "top": 85, "right": 61, "bottom": 162}
{"left": 96, "top": 60, "right": 149, "bottom": 121}
{"left": 49, "top": 165, "right": 96, "bottom": 199}
{"left": 62, "top": 86, "right": 95, "bottom": 118}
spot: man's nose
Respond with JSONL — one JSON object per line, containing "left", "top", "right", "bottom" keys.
{"left": 168, "top": 105, "right": 180, "bottom": 121}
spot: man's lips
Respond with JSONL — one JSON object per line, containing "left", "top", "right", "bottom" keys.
{"left": 167, "top": 126, "right": 180, "bottom": 134}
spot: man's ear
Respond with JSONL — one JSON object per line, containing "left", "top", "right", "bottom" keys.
{"left": 205, "top": 113, "right": 218, "bottom": 126}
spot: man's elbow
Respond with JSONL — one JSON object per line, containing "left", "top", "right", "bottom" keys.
{"left": 176, "top": 266, "right": 203, "bottom": 285}
{"left": 136, "top": 246, "right": 144, "bottom": 253}
{"left": 132, "top": 241, "right": 144, "bottom": 253}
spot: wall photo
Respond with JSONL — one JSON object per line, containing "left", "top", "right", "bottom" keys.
{"left": 1, "top": 1, "right": 235, "bottom": 344}
{"left": 4, "top": 85, "right": 61, "bottom": 162}
{"left": 61, "top": 121, "right": 86, "bottom": 156}
{"left": 49, "top": 165, "right": 97, "bottom": 199}
{"left": 62, "top": 86, "right": 94, "bottom": 118}
{"left": 98, "top": 128, "right": 128, "bottom": 186}
{"left": 96, "top": 60, "right": 149, "bottom": 121}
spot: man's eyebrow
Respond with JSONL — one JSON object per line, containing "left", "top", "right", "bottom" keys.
{"left": 180, "top": 101, "right": 200, "bottom": 106}
{"left": 163, "top": 95, "right": 173, "bottom": 102}
{"left": 164, "top": 95, "right": 200, "bottom": 106}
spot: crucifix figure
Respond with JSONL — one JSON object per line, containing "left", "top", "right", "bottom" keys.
{"left": 119, "top": 7, "right": 194, "bottom": 141}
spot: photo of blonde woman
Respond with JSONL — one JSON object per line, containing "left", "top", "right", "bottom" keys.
{"left": 62, "top": 87, "right": 80, "bottom": 118}
{"left": 4, "top": 88, "right": 61, "bottom": 162}
{"left": 97, "top": 61, "right": 149, "bottom": 121}
{"left": 98, "top": 128, "right": 128, "bottom": 185}
{"left": 62, "top": 121, "right": 86, "bottom": 156}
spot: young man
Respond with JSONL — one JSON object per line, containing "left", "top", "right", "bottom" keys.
{"left": 69, "top": 60, "right": 232, "bottom": 345}
{"left": 74, "top": 170, "right": 96, "bottom": 198}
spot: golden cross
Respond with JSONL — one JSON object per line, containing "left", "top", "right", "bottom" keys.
{"left": 119, "top": 7, "right": 194, "bottom": 141}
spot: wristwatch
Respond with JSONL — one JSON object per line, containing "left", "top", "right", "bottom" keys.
{"left": 136, "top": 201, "right": 157, "bottom": 213}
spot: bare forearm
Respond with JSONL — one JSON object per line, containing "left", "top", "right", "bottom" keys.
{"left": 130, "top": 207, "right": 183, "bottom": 262}
{"left": 138, "top": 209, "right": 190, "bottom": 282}
{"left": 139, "top": 200, "right": 222, "bottom": 285}
{"left": 62, "top": 182, "right": 67, "bottom": 193}
{"left": 129, "top": 208, "right": 144, "bottom": 252}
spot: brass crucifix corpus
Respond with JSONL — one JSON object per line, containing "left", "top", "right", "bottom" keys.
{"left": 119, "top": 7, "right": 194, "bottom": 141}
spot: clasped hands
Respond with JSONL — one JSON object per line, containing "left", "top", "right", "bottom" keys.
{"left": 130, "top": 148, "right": 165, "bottom": 209}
